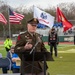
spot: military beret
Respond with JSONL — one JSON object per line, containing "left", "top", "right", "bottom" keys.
{"left": 27, "top": 18, "right": 39, "bottom": 25}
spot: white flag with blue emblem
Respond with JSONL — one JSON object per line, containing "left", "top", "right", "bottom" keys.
{"left": 33, "top": 6, "right": 55, "bottom": 28}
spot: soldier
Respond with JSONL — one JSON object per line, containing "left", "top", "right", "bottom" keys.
{"left": 48, "top": 27, "right": 59, "bottom": 57}
{"left": 14, "top": 18, "right": 49, "bottom": 75}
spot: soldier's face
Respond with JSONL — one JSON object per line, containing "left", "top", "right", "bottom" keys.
{"left": 27, "top": 24, "right": 37, "bottom": 33}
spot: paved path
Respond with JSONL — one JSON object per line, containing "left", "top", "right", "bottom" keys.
{"left": 0, "top": 41, "right": 16, "bottom": 45}
{"left": 0, "top": 73, "right": 20, "bottom": 75}
{"left": 0, "top": 40, "right": 74, "bottom": 45}
{"left": 44, "top": 42, "right": 74, "bottom": 45}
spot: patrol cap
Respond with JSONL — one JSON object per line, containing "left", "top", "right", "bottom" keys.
{"left": 27, "top": 18, "right": 39, "bottom": 25}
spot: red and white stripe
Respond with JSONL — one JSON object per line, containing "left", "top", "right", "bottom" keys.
{"left": 9, "top": 15, "right": 21, "bottom": 24}
{"left": 0, "top": 13, "right": 7, "bottom": 24}
{"left": 13, "top": 12, "right": 24, "bottom": 21}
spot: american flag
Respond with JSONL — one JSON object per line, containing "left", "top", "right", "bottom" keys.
{"left": 0, "top": 13, "right": 7, "bottom": 24}
{"left": 9, "top": 8, "right": 21, "bottom": 24}
{"left": 13, "top": 12, "right": 24, "bottom": 21}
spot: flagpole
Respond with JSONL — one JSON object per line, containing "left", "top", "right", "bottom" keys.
{"left": 56, "top": 6, "right": 63, "bottom": 34}
{"left": 56, "top": 5, "right": 59, "bottom": 34}
{"left": 8, "top": 6, "right": 11, "bottom": 38}
{"left": 33, "top": 5, "right": 34, "bottom": 18}
{"left": 6, "top": 0, "right": 11, "bottom": 38}
{"left": 3, "top": 25, "right": 5, "bottom": 39}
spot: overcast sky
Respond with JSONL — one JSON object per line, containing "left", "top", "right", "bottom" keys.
{"left": 2, "top": 0, "right": 75, "bottom": 9}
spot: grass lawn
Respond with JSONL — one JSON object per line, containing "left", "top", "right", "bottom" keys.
{"left": 0, "top": 44, "right": 75, "bottom": 75}
{"left": 46, "top": 44, "right": 75, "bottom": 75}
{"left": 47, "top": 53, "right": 75, "bottom": 75}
